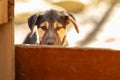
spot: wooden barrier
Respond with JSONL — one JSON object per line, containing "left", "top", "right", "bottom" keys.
{"left": 15, "top": 45, "right": 120, "bottom": 80}
{"left": 0, "top": 0, "right": 8, "bottom": 24}
{"left": 0, "top": 0, "right": 14, "bottom": 80}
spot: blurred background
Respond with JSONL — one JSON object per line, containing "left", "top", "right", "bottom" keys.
{"left": 15, "top": 0, "right": 120, "bottom": 50}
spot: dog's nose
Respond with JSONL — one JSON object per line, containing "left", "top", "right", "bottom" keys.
{"left": 47, "top": 42, "right": 54, "bottom": 45}
{"left": 47, "top": 39, "right": 54, "bottom": 45}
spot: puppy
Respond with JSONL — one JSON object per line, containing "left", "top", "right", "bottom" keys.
{"left": 24, "top": 9, "right": 79, "bottom": 46}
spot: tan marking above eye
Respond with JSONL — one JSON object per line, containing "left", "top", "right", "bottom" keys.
{"left": 40, "top": 21, "right": 49, "bottom": 29}
{"left": 54, "top": 22, "right": 63, "bottom": 29}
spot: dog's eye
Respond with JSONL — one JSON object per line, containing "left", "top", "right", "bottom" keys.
{"left": 40, "top": 22, "right": 49, "bottom": 30}
{"left": 56, "top": 26, "right": 63, "bottom": 30}
{"left": 56, "top": 23, "right": 63, "bottom": 30}
{"left": 40, "top": 26, "right": 48, "bottom": 30}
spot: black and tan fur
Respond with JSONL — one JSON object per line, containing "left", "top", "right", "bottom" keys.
{"left": 24, "top": 9, "right": 79, "bottom": 46}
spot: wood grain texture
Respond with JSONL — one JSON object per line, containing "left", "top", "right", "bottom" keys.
{"left": 0, "top": 17, "right": 14, "bottom": 80}
{"left": 0, "top": 0, "right": 8, "bottom": 24}
{"left": 15, "top": 45, "right": 120, "bottom": 80}
{"left": 0, "top": 0, "right": 14, "bottom": 80}
{"left": 8, "top": 0, "right": 14, "bottom": 21}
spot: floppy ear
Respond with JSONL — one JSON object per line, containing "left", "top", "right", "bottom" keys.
{"left": 28, "top": 13, "right": 40, "bottom": 30}
{"left": 68, "top": 13, "right": 79, "bottom": 33}
{"left": 67, "top": 12, "right": 76, "bottom": 21}
{"left": 62, "top": 12, "right": 79, "bottom": 33}
{"left": 28, "top": 12, "right": 41, "bottom": 37}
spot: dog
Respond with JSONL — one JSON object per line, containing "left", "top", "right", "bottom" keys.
{"left": 23, "top": 9, "right": 79, "bottom": 46}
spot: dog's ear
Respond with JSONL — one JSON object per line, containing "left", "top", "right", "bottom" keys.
{"left": 62, "top": 12, "right": 79, "bottom": 33}
{"left": 28, "top": 13, "right": 40, "bottom": 30}
{"left": 68, "top": 12, "right": 79, "bottom": 33}
{"left": 28, "top": 12, "right": 43, "bottom": 37}
{"left": 67, "top": 12, "right": 76, "bottom": 21}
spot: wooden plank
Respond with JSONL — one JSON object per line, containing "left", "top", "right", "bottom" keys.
{"left": 0, "top": 21, "right": 14, "bottom": 80}
{"left": 0, "top": 0, "right": 8, "bottom": 24}
{"left": 15, "top": 45, "right": 120, "bottom": 80}
{"left": 0, "top": 0, "right": 14, "bottom": 80}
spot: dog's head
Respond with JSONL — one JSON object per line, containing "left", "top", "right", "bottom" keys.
{"left": 28, "top": 9, "right": 79, "bottom": 45}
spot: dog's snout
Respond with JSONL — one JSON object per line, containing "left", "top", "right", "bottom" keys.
{"left": 47, "top": 39, "right": 54, "bottom": 45}
{"left": 47, "top": 42, "right": 54, "bottom": 45}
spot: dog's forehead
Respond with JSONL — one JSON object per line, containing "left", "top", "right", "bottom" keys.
{"left": 43, "top": 10, "right": 65, "bottom": 21}
{"left": 37, "top": 10, "right": 67, "bottom": 28}
{"left": 46, "top": 10, "right": 63, "bottom": 16}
